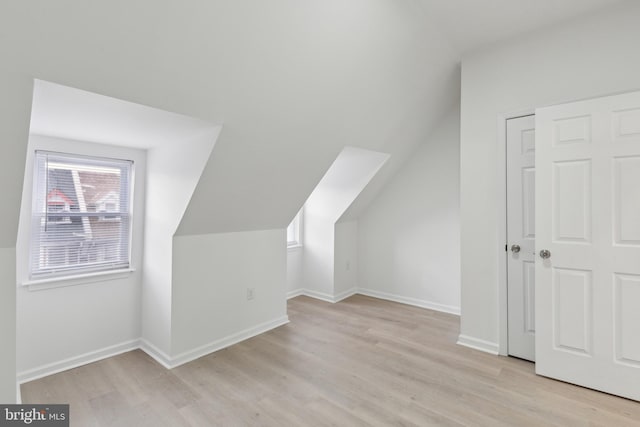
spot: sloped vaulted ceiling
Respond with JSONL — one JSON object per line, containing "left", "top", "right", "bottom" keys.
{"left": 0, "top": 0, "right": 626, "bottom": 244}
{"left": 174, "top": 0, "right": 462, "bottom": 234}
{"left": 418, "top": 0, "right": 624, "bottom": 54}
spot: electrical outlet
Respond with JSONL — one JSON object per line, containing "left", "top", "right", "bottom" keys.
{"left": 246, "top": 288, "right": 255, "bottom": 300}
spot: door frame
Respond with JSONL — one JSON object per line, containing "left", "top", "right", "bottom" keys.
{"left": 495, "top": 89, "right": 640, "bottom": 356}
{"left": 496, "top": 108, "right": 535, "bottom": 356}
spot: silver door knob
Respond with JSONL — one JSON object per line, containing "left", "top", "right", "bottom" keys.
{"left": 511, "top": 244, "right": 521, "bottom": 253}
{"left": 540, "top": 249, "right": 551, "bottom": 259}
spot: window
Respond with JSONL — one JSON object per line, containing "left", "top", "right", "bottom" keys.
{"left": 29, "top": 151, "right": 133, "bottom": 279}
{"left": 287, "top": 208, "right": 303, "bottom": 248}
{"left": 98, "top": 193, "right": 121, "bottom": 221}
{"left": 45, "top": 189, "right": 72, "bottom": 224}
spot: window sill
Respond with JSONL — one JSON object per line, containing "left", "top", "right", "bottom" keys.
{"left": 287, "top": 244, "right": 303, "bottom": 251}
{"left": 22, "top": 268, "right": 136, "bottom": 291}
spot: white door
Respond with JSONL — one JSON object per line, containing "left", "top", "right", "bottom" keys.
{"left": 506, "top": 115, "right": 536, "bottom": 362}
{"left": 535, "top": 90, "right": 640, "bottom": 401}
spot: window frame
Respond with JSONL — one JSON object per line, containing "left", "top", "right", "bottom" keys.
{"left": 287, "top": 208, "right": 303, "bottom": 249}
{"left": 28, "top": 150, "right": 135, "bottom": 282}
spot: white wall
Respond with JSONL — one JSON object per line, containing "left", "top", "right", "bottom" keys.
{"left": 459, "top": 1, "right": 640, "bottom": 349}
{"left": 171, "top": 229, "right": 288, "bottom": 362}
{"left": 0, "top": 248, "right": 16, "bottom": 402}
{"left": 141, "top": 134, "right": 216, "bottom": 356}
{"left": 15, "top": 135, "right": 146, "bottom": 379}
{"left": 358, "top": 107, "right": 460, "bottom": 314}
{"left": 302, "top": 213, "right": 336, "bottom": 297}
{"left": 286, "top": 247, "right": 304, "bottom": 295}
{"left": 302, "top": 147, "right": 389, "bottom": 299}
{"left": 334, "top": 220, "right": 358, "bottom": 297}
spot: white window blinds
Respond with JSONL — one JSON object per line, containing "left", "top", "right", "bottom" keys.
{"left": 30, "top": 151, "right": 133, "bottom": 279}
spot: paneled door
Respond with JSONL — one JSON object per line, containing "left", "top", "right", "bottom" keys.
{"left": 506, "top": 115, "right": 536, "bottom": 362}
{"left": 535, "top": 90, "right": 640, "bottom": 401}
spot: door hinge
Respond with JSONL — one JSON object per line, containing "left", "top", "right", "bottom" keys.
{"left": 505, "top": 244, "right": 508, "bottom": 252}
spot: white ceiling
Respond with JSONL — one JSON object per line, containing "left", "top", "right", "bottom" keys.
{"left": 30, "top": 80, "right": 221, "bottom": 150}
{"left": 420, "top": 0, "right": 626, "bottom": 53}
{"left": 1, "top": 0, "right": 629, "bottom": 241}
{"left": 306, "top": 147, "right": 389, "bottom": 223}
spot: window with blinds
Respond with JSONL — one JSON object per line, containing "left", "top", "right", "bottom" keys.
{"left": 29, "top": 151, "right": 133, "bottom": 279}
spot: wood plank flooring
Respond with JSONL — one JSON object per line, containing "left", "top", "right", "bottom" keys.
{"left": 22, "top": 295, "right": 640, "bottom": 426}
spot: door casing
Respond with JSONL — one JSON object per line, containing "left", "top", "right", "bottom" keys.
{"left": 497, "top": 109, "right": 535, "bottom": 356}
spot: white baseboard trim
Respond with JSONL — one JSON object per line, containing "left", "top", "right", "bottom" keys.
{"left": 357, "top": 288, "right": 461, "bottom": 316}
{"left": 287, "top": 287, "right": 458, "bottom": 316}
{"left": 15, "top": 288, "right": 461, "bottom": 386}
{"left": 286, "top": 288, "right": 305, "bottom": 299}
{"left": 287, "top": 288, "right": 358, "bottom": 304}
{"left": 456, "top": 334, "right": 499, "bottom": 355}
{"left": 16, "top": 316, "right": 291, "bottom": 384}
{"left": 17, "top": 339, "right": 140, "bottom": 384}
{"left": 334, "top": 288, "right": 358, "bottom": 302}
{"left": 169, "top": 315, "right": 290, "bottom": 368}
{"left": 296, "top": 289, "right": 336, "bottom": 303}
{"left": 139, "top": 339, "right": 173, "bottom": 370}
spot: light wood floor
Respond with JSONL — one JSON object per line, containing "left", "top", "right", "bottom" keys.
{"left": 22, "top": 295, "right": 640, "bottom": 426}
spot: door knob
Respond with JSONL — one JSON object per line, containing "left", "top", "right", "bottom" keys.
{"left": 540, "top": 249, "right": 551, "bottom": 259}
{"left": 510, "top": 244, "right": 521, "bottom": 253}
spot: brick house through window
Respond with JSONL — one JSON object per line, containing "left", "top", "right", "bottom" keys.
{"left": 30, "top": 151, "right": 132, "bottom": 278}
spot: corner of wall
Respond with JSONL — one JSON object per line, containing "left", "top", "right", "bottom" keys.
{"left": 356, "top": 107, "right": 461, "bottom": 316}
{"left": 141, "top": 129, "right": 219, "bottom": 359}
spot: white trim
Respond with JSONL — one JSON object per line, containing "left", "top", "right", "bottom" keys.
{"left": 357, "top": 288, "right": 460, "bottom": 316}
{"left": 13, "top": 291, "right": 477, "bottom": 391}
{"left": 169, "top": 315, "right": 289, "bottom": 368}
{"left": 16, "top": 339, "right": 140, "bottom": 384}
{"left": 16, "top": 316, "right": 290, "bottom": 384}
{"left": 16, "top": 382, "right": 22, "bottom": 404}
{"left": 288, "top": 287, "right": 459, "bottom": 316}
{"left": 457, "top": 334, "right": 500, "bottom": 355}
{"left": 295, "top": 289, "right": 336, "bottom": 303}
{"left": 287, "top": 288, "right": 305, "bottom": 299}
{"left": 23, "top": 268, "right": 136, "bottom": 291}
{"left": 290, "top": 288, "right": 357, "bottom": 304}
{"left": 497, "top": 109, "right": 535, "bottom": 356}
{"left": 333, "top": 288, "right": 357, "bottom": 302}
{"left": 139, "top": 339, "right": 173, "bottom": 370}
